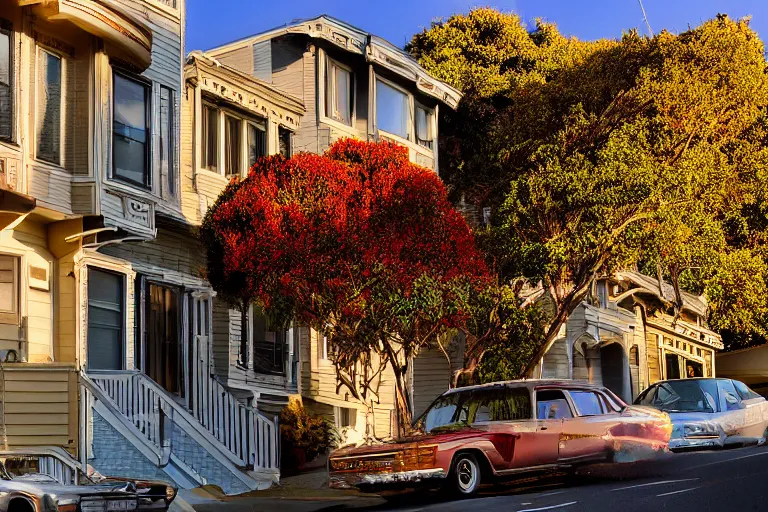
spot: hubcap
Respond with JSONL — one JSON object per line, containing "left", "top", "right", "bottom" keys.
{"left": 457, "top": 458, "right": 478, "bottom": 492}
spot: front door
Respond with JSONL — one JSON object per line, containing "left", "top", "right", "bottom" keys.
{"left": 146, "top": 283, "right": 181, "bottom": 395}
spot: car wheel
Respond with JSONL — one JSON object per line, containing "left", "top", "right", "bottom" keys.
{"left": 450, "top": 453, "right": 482, "bottom": 497}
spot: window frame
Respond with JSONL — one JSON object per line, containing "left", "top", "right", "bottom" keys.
{"left": 223, "top": 113, "right": 242, "bottom": 179}
{"left": 159, "top": 85, "right": 175, "bottom": 198}
{"left": 86, "top": 266, "right": 126, "bottom": 371}
{"left": 246, "top": 118, "right": 268, "bottom": 170}
{"left": 278, "top": 125, "right": 293, "bottom": 158}
{"left": 323, "top": 55, "right": 355, "bottom": 127}
{"left": 34, "top": 45, "right": 65, "bottom": 166}
{"left": 534, "top": 389, "right": 575, "bottom": 420}
{"left": 201, "top": 102, "right": 219, "bottom": 173}
{"left": 0, "top": 19, "right": 14, "bottom": 144}
{"left": 374, "top": 75, "right": 413, "bottom": 143}
{"left": 414, "top": 101, "right": 435, "bottom": 150}
{"left": 0, "top": 254, "right": 19, "bottom": 325}
{"left": 111, "top": 70, "right": 152, "bottom": 189}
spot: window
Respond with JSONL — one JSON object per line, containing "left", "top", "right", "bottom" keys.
{"left": 224, "top": 115, "right": 241, "bottom": 178}
{"left": 36, "top": 48, "right": 62, "bottom": 165}
{"left": 536, "top": 390, "right": 574, "bottom": 419}
{"left": 319, "top": 332, "right": 328, "bottom": 361}
{"left": 636, "top": 380, "right": 719, "bottom": 413}
{"left": 415, "top": 104, "right": 433, "bottom": 148}
{"left": 0, "top": 255, "right": 18, "bottom": 325}
{"left": 87, "top": 268, "right": 124, "bottom": 370}
{"left": 665, "top": 352, "right": 681, "bottom": 380}
{"left": 247, "top": 120, "right": 266, "bottom": 169}
{"left": 468, "top": 387, "right": 532, "bottom": 422}
{"left": 278, "top": 126, "right": 292, "bottom": 158}
{"left": 336, "top": 407, "right": 356, "bottom": 428}
{"left": 0, "top": 21, "right": 12, "bottom": 141}
{"left": 717, "top": 379, "right": 743, "bottom": 412}
{"left": 113, "top": 73, "right": 149, "bottom": 187}
{"left": 419, "top": 392, "right": 462, "bottom": 433}
{"left": 325, "top": 58, "right": 352, "bottom": 125}
{"left": 202, "top": 104, "right": 218, "bottom": 171}
{"left": 376, "top": 79, "right": 409, "bottom": 139}
{"left": 159, "top": 86, "right": 174, "bottom": 196}
{"left": 252, "top": 306, "right": 286, "bottom": 374}
{"left": 568, "top": 390, "right": 604, "bottom": 416}
{"left": 733, "top": 380, "right": 761, "bottom": 401}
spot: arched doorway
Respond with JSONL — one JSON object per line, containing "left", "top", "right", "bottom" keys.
{"left": 600, "top": 343, "right": 626, "bottom": 400}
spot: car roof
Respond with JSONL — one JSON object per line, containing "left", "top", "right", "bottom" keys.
{"left": 443, "top": 379, "right": 605, "bottom": 395}
{"left": 649, "top": 377, "right": 731, "bottom": 386}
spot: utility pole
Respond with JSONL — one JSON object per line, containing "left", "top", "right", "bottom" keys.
{"left": 638, "top": 0, "right": 653, "bottom": 37}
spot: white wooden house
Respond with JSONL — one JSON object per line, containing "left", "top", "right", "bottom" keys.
{"left": 0, "top": 0, "right": 281, "bottom": 495}
{"left": 206, "top": 15, "right": 463, "bottom": 444}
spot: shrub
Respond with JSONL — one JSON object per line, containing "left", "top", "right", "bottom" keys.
{"left": 279, "top": 400, "right": 337, "bottom": 474}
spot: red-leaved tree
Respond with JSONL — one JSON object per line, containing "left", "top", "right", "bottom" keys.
{"left": 200, "top": 139, "right": 487, "bottom": 433}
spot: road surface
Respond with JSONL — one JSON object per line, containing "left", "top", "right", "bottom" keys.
{"left": 373, "top": 444, "right": 768, "bottom": 512}
{"left": 190, "top": 445, "right": 768, "bottom": 512}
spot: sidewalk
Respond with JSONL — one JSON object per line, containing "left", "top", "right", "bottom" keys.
{"left": 177, "top": 465, "right": 386, "bottom": 512}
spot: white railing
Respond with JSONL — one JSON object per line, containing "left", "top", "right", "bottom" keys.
{"left": 86, "top": 370, "right": 279, "bottom": 472}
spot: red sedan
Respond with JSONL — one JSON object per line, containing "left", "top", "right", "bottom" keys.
{"left": 329, "top": 380, "right": 672, "bottom": 496}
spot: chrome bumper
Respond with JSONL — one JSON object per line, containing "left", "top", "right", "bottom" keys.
{"left": 329, "top": 468, "right": 446, "bottom": 489}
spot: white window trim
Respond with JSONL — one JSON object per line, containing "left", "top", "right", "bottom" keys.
{"left": 319, "top": 50, "right": 357, "bottom": 131}
{"left": 34, "top": 45, "right": 66, "bottom": 168}
{"left": 373, "top": 74, "right": 413, "bottom": 144}
{"left": 414, "top": 100, "right": 436, "bottom": 150}
{"left": 202, "top": 101, "right": 269, "bottom": 179}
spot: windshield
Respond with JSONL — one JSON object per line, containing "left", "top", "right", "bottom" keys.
{"left": 414, "top": 386, "right": 532, "bottom": 433}
{"left": 636, "top": 379, "right": 720, "bottom": 413}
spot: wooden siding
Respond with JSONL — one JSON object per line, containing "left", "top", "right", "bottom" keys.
{"left": 541, "top": 338, "right": 569, "bottom": 380}
{"left": 1, "top": 364, "right": 78, "bottom": 453}
{"left": 646, "top": 332, "right": 662, "bottom": 383}
{"left": 216, "top": 46, "right": 254, "bottom": 76}
{"left": 411, "top": 337, "right": 464, "bottom": 418}
{"left": 100, "top": 226, "right": 205, "bottom": 277}
{"left": 253, "top": 41, "right": 271, "bottom": 82}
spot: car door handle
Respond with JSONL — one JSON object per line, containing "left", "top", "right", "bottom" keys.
{"left": 540, "top": 426, "right": 548, "bottom": 430}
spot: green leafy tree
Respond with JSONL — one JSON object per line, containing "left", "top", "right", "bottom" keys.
{"left": 411, "top": 11, "right": 768, "bottom": 370}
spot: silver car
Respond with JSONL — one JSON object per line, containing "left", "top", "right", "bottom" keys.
{"left": 635, "top": 378, "right": 768, "bottom": 450}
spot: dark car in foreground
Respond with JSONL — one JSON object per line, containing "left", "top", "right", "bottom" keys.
{"left": 635, "top": 378, "right": 768, "bottom": 450}
{"left": 329, "top": 379, "right": 672, "bottom": 496}
{"left": 0, "top": 454, "right": 176, "bottom": 512}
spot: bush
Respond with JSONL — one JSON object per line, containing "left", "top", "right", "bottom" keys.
{"left": 279, "top": 400, "right": 337, "bottom": 474}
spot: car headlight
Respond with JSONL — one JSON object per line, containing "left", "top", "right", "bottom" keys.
{"left": 684, "top": 423, "right": 718, "bottom": 437}
{"left": 56, "top": 498, "right": 79, "bottom": 512}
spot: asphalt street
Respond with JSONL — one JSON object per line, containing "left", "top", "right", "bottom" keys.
{"left": 189, "top": 445, "right": 768, "bottom": 512}
{"left": 372, "top": 445, "right": 768, "bottom": 512}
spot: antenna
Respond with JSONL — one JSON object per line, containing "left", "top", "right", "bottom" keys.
{"left": 638, "top": 0, "right": 653, "bottom": 36}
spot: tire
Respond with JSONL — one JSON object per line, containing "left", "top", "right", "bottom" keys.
{"left": 449, "top": 453, "right": 482, "bottom": 497}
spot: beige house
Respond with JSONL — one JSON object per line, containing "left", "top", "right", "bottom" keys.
{"left": 0, "top": 0, "right": 286, "bottom": 495}
{"left": 206, "top": 15, "right": 462, "bottom": 444}
{"left": 536, "top": 271, "right": 723, "bottom": 402}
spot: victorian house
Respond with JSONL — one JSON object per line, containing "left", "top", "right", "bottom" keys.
{"left": 206, "top": 15, "right": 462, "bottom": 444}
{"left": 0, "top": 0, "right": 285, "bottom": 495}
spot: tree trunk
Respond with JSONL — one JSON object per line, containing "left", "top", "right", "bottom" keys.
{"left": 391, "top": 364, "right": 412, "bottom": 437}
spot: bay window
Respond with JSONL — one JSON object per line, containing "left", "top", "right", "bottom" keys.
{"left": 375, "top": 78, "right": 409, "bottom": 139}
{"left": 278, "top": 126, "right": 292, "bottom": 158}
{"left": 325, "top": 58, "right": 353, "bottom": 125}
{"left": 224, "top": 114, "right": 241, "bottom": 178}
{"left": 202, "top": 103, "right": 218, "bottom": 171}
{"left": 415, "top": 104, "right": 434, "bottom": 149}
{"left": 247, "top": 120, "right": 267, "bottom": 169}
{"left": 159, "top": 86, "right": 175, "bottom": 196}
{"left": 36, "top": 48, "right": 63, "bottom": 165}
{"left": 113, "top": 72, "right": 150, "bottom": 187}
{"left": 0, "top": 20, "right": 12, "bottom": 142}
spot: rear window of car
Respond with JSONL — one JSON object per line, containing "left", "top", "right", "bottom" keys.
{"left": 568, "top": 390, "right": 604, "bottom": 416}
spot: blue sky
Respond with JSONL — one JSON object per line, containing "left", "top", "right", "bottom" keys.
{"left": 186, "top": 1, "right": 768, "bottom": 52}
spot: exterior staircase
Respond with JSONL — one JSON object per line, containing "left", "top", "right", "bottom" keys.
{"left": 80, "top": 369, "right": 279, "bottom": 494}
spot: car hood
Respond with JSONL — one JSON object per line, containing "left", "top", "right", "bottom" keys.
{"left": 1, "top": 479, "right": 137, "bottom": 497}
